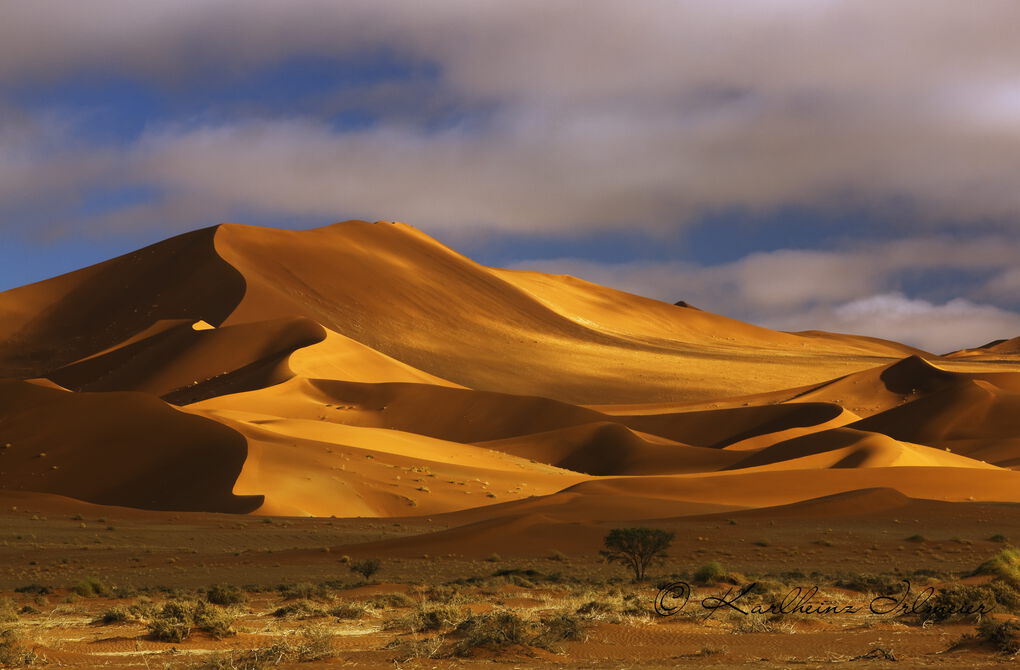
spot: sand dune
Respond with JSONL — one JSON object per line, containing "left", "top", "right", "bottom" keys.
{"left": 474, "top": 421, "right": 742, "bottom": 475}
{"left": 724, "top": 427, "right": 1001, "bottom": 471}
{"left": 0, "top": 220, "right": 1018, "bottom": 527}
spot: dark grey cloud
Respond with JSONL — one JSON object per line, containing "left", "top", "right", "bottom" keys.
{"left": 3, "top": 1, "right": 1020, "bottom": 232}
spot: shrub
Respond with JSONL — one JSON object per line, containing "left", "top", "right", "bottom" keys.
{"left": 693, "top": 561, "right": 727, "bottom": 585}
{"left": 600, "top": 527, "right": 674, "bottom": 581}
{"left": 206, "top": 584, "right": 246, "bottom": 606}
{"left": 293, "top": 624, "right": 336, "bottom": 662}
{"left": 576, "top": 600, "right": 615, "bottom": 617}
{"left": 0, "top": 628, "right": 37, "bottom": 667}
{"left": 147, "top": 600, "right": 235, "bottom": 641}
{"left": 833, "top": 573, "right": 904, "bottom": 596}
{"left": 95, "top": 600, "right": 158, "bottom": 625}
{"left": 975, "top": 547, "right": 1020, "bottom": 587}
{"left": 990, "top": 534, "right": 1010, "bottom": 543}
{"left": 533, "top": 612, "right": 586, "bottom": 649}
{"left": 350, "top": 559, "right": 380, "bottom": 580}
{"left": 914, "top": 585, "right": 994, "bottom": 624}
{"left": 453, "top": 611, "right": 530, "bottom": 655}
{"left": 976, "top": 618, "right": 1020, "bottom": 654}
{"left": 0, "top": 599, "right": 17, "bottom": 623}
{"left": 366, "top": 593, "right": 413, "bottom": 608}
{"left": 329, "top": 602, "right": 366, "bottom": 620}
{"left": 96, "top": 606, "right": 133, "bottom": 625}
{"left": 385, "top": 602, "right": 462, "bottom": 633}
{"left": 72, "top": 577, "right": 110, "bottom": 598}
{"left": 279, "top": 582, "right": 328, "bottom": 601}
{"left": 988, "top": 581, "right": 1020, "bottom": 614}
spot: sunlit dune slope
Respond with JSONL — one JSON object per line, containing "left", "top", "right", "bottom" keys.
{"left": 0, "top": 220, "right": 1018, "bottom": 520}
{"left": 212, "top": 221, "right": 920, "bottom": 404}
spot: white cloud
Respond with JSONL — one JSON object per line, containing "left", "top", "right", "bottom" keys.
{"left": 777, "top": 294, "right": 1020, "bottom": 354}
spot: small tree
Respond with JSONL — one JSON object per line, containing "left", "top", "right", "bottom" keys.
{"left": 600, "top": 527, "right": 674, "bottom": 581}
{"left": 350, "top": 558, "right": 380, "bottom": 581}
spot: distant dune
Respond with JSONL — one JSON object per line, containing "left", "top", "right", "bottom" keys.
{"left": 1, "top": 220, "right": 1018, "bottom": 525}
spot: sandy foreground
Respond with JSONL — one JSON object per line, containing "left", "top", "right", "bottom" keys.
{"left": 2, "top": 221, "right": 1020, "bottom": 667}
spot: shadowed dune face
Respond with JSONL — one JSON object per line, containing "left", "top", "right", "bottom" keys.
{"left": 47, "top": 316, "right": 326, "bottom": 403}
{"left": 0, "top": 380, "right": 260, "bottom": 512}
{"left": 0, "top": 220, "right": 1018, "bottom": 521}
{"left": 0, "top": 227, "right": 246, "bottom": 379}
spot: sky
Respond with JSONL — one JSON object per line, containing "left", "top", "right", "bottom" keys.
{"left": 1, "top": 1, "right": 1019, "bottom": 354}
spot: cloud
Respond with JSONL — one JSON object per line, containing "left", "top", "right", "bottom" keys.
{"left": 776, "top": 294, "right": 1020, "bottom": 354}
{"left": 3, "top": 1, "right": 1020, "bottom": 233}
{"left": 511, "top": 236, "right": 1020, "bottom": 352}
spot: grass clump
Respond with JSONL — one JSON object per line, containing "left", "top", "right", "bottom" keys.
{"left": 366, "top": 593, "right": 413, "bottom": 608}
{"left": 271, "top": 599, "right": 328, "bottom": 619}
{"left": 278, "top": 582, "right": 329, "bottom": 601}
{"left": 385, "top": 602, "right": 462, "bottom": 633}
{"left": 147, "top": 600, "right": 235, "bottom": 642}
